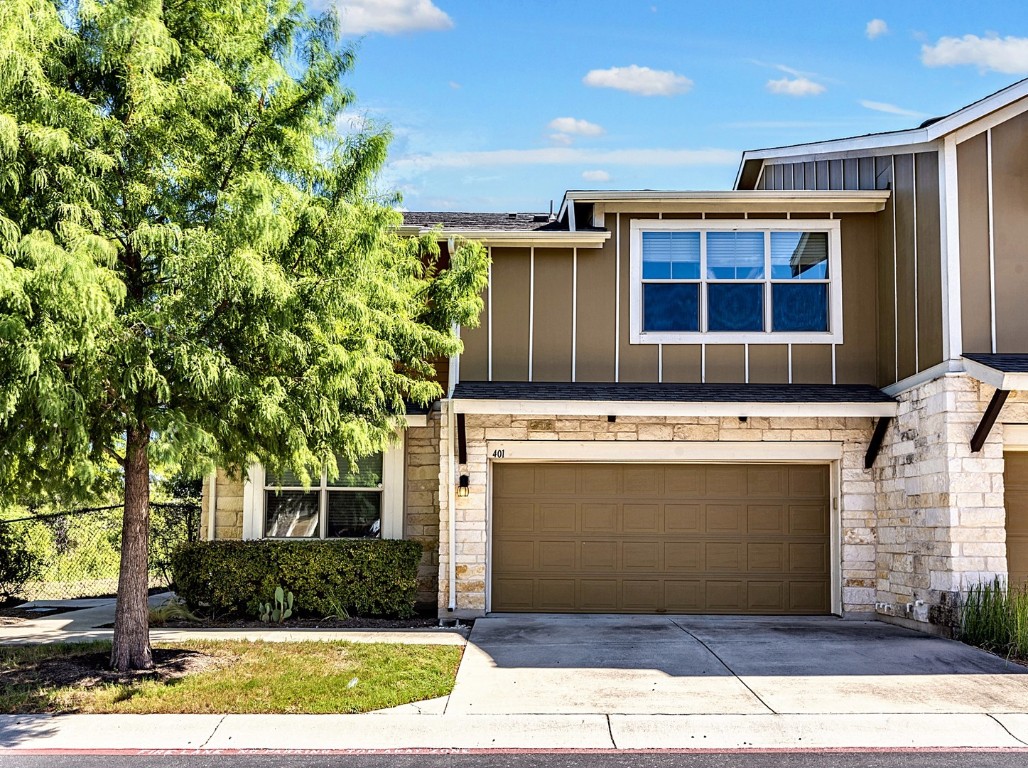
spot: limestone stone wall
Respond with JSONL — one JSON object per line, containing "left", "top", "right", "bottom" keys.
{"left": 199, "top": 470, "right": 245, "bottom": 540}
{"left": 438, "top": 412, "right": 877, "bottom": 618}
{"left": 405, "top": 412, "right": 442, "bottom": 608}
{"left": 873, "top": 373, "right": 1012, "bottom": 631}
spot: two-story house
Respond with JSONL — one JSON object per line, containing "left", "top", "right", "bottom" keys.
{"left": 202, "top": 78, "right": 1028, "bottom": 635}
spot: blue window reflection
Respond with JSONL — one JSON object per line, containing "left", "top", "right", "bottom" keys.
{"left": 773, "top": 284, "right": 828, "bottom": 331}
{"left": 708, "top": 283, "right": 764, "bottom": 331}
{"left": 642, "top": 231, "right": 700, "bottom": 280}
{"left": 644, "top": 283, "right": 699, "bottom": 331}
{"left": 706, "top": 232, "right": 764, "bottom": 279}
{"left": 771, "top": 232, "right": 829, "bottom": 279}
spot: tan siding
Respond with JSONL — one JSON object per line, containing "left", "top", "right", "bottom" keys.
{"left": 875, "top": 156, "right": 896, "bottom": 385}
{"left": 618, "top": 213, "right": 659, "bottom": 381}
{"left": 957, "top": 132, "right": 993, "bottom": 353}
{"left": 490, "top": 247, "right": 531, "bottom": 380}
{"left": 748, "top": 345, "right": 789, "bottom": 383}
{"left": 575, "top": 223, "right": 617, "bottom": 381}
{"left": 836, "top": 214, "right": 878, "bottom": 384}
{"left": 791, "top": 345, "right": 833, "bottom": 384}
{"left": 705, "top": 345, "right": 745, "bottom": 383}
{"left": 532, "top": 248, "right": 574, "bottom": 381}
{"left": 661, "top": 345, "right": 702, "bottom": 383}
{"left": 661, "top": 212, "right": 704, "bottom": 220}
{"left": 914, "top": 151, "right": 944, "bottom": 368}
{"left": 991, "top": 110, "right": 1028, "bottom": 353}
{"left": 460, "top": 283, "right": 489, "bottom": 381}
{"left": 893, "top": 153, "right": 918, "bottom": 380}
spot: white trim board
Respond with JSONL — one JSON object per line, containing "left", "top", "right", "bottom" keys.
{"left": 962, "top": 358, "right": 1028, "bottom": 391}
{"left": 452, "top": 398, "right": 897, "bottom": 418}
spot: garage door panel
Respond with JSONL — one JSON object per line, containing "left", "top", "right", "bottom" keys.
{"left": 582, "top": 503, "right": 618, "bottom": 533}
{"left": 539, "top": 503, "right": 576, "bottom": 532}
{"left": 1005, "top": 454, "right": 1028, "bottom": 588}
{"left": 790, "top": 466, "right": 829, "bottom": 497}
{"left": 623, "top": 541, "right": 661, "bottom": 571}
{"left": 624, "top": 504, "right": 660, "bottom": 533}
{"left": 538, "top": 540, "right": 576, "bottom": 570}
{"left": 665, "top": 541, "right": 702, "bottom": 571}
{"left": 492, "top": 463, "right": 830, "bottom": 614}
{"left": 706, "top": 504, "right": 744, "bottom": 532}
{"left": 790, "top": 504, "right": 828, "bottom": 535}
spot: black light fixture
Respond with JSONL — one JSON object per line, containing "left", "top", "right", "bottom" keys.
{"left": 457, "top": 474, "right": 470, "bottom": 498}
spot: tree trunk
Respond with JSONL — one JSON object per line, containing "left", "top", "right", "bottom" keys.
{"left": 111, "top": 424, "right": 153, "bottom": 671}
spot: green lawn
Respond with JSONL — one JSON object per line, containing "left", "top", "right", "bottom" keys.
{"left": 0, "top": 640, "right": 463, "bottom": 714}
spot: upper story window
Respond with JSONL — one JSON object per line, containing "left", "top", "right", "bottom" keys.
{"left": 630, "top": 219, "right": 842, "bottom": 345}
{"left": 243, "top": 438, "right": 405, "bottom": 540}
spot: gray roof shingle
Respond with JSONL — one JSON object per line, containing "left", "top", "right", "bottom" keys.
{"left": 402, "top": 211, "right": 605, "bottom": 233}
{"left": 451, "top": 381, "right": 895, "bottom": 404}
{"left": 964, "top": 353, "right": 1028, "bottom": 373}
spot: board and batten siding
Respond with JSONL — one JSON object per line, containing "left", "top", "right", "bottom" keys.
{"left": 956, "top": 109, "right": 1028, "bottom": 355}
{"left": 457, "top": 209, "right": 878, "bottom": 386}
{"left": 755, "top": 151, "right": 944, "bottom": 387}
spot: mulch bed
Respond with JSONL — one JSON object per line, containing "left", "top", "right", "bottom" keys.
{"left": 0, "top": 647, "right": 233, "bottom": 691}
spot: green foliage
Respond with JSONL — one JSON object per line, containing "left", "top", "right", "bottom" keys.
{"left": 961, "top": 577, "right": 1028, "bottom": 659}
{"left": 0, "top": 523, "right": 40, "bottom": 599}
{"left": 257, "top": 585, "right": 294, "bottom": 623}
{"left": 172, "top": 539, "right": 423, "bottom": 619}
{"left": 0, "top": 0, "right": 488, "bottom": 500}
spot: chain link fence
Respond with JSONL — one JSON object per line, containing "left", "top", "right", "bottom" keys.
{"left": 0, "top": 502, "right": 200, "bottom": 601}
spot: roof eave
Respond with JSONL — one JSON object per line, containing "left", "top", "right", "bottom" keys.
{"left": 402, "top": 228, "right": 610, "bottom": 247}
{"left": 562, "top": 190, "right": 889, "bottom": 213}
{"left": 452, "top": 398, "right": 897, "bottom": 418}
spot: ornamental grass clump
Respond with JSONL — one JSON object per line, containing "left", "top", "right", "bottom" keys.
{"left": 961, "top": 577, "right": 1028, "bottom": 660}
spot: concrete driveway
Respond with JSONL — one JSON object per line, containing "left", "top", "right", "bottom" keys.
{"left": 447, "top": 614, "right": 1028, "bottom": 715}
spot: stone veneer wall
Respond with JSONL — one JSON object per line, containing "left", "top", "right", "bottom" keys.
{"left": 405, "top": 412, "right": 442, "bottom": 607}
{"left": 873, "top": 373, "right": 1018, "bottom": 631}
{"left": 199, "top": 470, "right": 245, "bottom": 540}
{"left": 437, "top": 411, "right": 877, "bottom": 618}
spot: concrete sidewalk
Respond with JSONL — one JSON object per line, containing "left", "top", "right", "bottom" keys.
{"left": 1, "top": 712, "right": 1027, "bottom": 751}
{"left": 0, "top": 594, "right": 467, "bottom": 646}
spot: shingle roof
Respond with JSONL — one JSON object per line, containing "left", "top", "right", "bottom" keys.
{"left": 964, "top": 353, "right": 1028, "bottom": 373}
{"left": 402, "top": 211, "right": 606, "bottom": 233}
{"left": 451, "top": 381, "right": 895, "bottom": 404}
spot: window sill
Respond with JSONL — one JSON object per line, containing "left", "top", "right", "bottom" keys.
{"left": 631, "top": 331, "right": 842, "bottom": 345}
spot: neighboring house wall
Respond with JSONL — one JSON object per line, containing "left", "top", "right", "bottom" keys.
{"left": 957, "top": 109, "right": 1028, "bottom": 355}
{"left": 436, "top": 411, "right": 877, "bottom": 618}
{"left": 459, "top": 210, "right": 878, "bottom": 386}
{"left": 753, "top": 152, "right": 944, "bottom": 386}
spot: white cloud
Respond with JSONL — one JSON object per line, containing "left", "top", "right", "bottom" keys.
{"left": 921, "top": 34, "right": 1028, "bottom": 74}
{"left": 334, "top": 0, "right": 453, "bottom": 35}
{"left": 766, "top": 76, "right": 826, "bottom": 97}
{"left": 390, "top": 147, "right": 737, "bottom": 173}
{"left": 548, "top": 117, "right": 605, "bottom": 136}
{"left": 583, "top": 65, "right": 693, "bottom": 96}
{"left": 859, "top": 99, "right": 926, "bottom": 118}
{"left": 866, "top": 19, "right": 888, "bottom": 39}
{"left": 582, "top": 170, "right": 611, "bottom": 182}
{"left": 548, "top": 133, "right": 574, "bottom": 146}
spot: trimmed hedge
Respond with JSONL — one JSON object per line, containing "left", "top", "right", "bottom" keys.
{"left": 171, "top": 539, "right": 424, "bottom": 619}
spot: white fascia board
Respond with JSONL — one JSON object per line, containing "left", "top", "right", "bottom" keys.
{"left": 484, "top": 440, "right": 844, "bottom": 463}
{"left": 962, "top": 357, "right": 1028, "bottom": 391}
{"left": 404, "top": 413, "right": 429, "bottom": 427}
{"left": 881, "top": 359, "right": 963, "bottom": 396}
{"left": 561, "top": 190, "right": 889, "bottom": 212}
{"left": 740, "top": 80, "right": 1028, "bottom": 164}
{"left": 414, "top": 229, "right": 609, "bottom": 248}
{"left": 452, "top": 398, "right": 897, "bottom": 418}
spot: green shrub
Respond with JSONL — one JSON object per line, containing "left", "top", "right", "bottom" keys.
{"left": 962, "top": 577, "right": 1028, "bottom": 659}
{"left": 0, "top": 523, "right": 41, "bottom": 599}
{"left": 172, "top": 539, "right": 424, "bottom": 619}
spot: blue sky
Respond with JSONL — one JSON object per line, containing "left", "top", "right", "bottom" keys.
{"left": 324, "top": 1, "right": 1028, "bottom": 212}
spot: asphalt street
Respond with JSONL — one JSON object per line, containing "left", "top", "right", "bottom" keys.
{"left": 3, "top": 752, "right": 1028, "bottom": 768}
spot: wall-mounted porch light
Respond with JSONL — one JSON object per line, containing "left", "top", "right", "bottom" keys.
{"left": 456, "top": 474, "right": 470, "bottom": 498}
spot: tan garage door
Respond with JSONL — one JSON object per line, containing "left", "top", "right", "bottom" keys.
{"left": 492, "top": 463, "right": 831, "bottom": 614}
{"left": 1004, "top": 452, "right": 1028, "bottom": 588}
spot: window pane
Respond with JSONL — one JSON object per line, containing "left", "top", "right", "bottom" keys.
{"left": 773, "top": 283, "right": 829, "bottom": 331}
{"left": 266, "top": 467, "right": 309, "bottom": 487}
{"left": 265, "top": 491, "right": 320, "bottom": 537}
{"left": 771, "top": 232, "right": 829, "bottom": 279}
{"left": 329, "top": 452, "right": 383, "bottom": 487}
{"left": 327, "top": 491, "right": 382, "bottom": 538}
{"left": 707, "top": 283, "right": 764, "bottom": 331}
{"left": 706, "top": 232, "right": 765, "bottom": 279}
{"left": 642, "top": 231, "right": 699, "bottom": 279}
{"left": 643, "top": 283, "right": 699, "bottom": 331}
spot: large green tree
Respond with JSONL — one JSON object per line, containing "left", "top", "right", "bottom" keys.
{"left": 0, "top": 0, "right": 487, "bottom": 670}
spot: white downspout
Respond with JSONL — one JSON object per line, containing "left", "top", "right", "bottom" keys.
{"left": 207, "top": 471, "right": 217, "bottom": 541}
{"left": 446, "top": 398, "right": 457, "bottom": 612}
